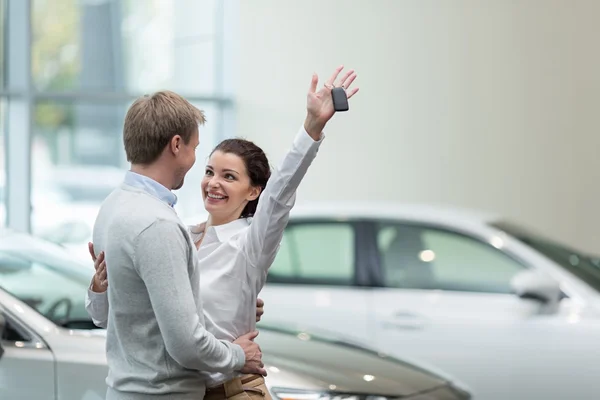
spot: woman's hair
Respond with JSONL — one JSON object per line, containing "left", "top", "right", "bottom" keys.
{"left": 210, "top": 138, "right": 271, "bottom": 218}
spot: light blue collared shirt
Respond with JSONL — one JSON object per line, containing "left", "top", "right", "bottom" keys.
{"left": 123, "top": 170, "right": 178, "bottom": 207}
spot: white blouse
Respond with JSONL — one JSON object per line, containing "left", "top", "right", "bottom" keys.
{"left": 85, "top": 126, "right": 323, "bottom": 387}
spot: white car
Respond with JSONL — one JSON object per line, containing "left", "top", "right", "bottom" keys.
{"left": 0, "top": 180, "right": 98, "bottom": 265}
{"left": 0, "top": 228, "right": 471, "bottom": 400}
{"left": 181, "top": 202, "right": 600, "bottom": 400}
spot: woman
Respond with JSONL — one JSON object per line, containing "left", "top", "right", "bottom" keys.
{"left": 85, "top": 66, "right": 359, "bottom": 400}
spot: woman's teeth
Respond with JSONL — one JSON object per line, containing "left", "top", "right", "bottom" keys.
{"left": 208, "top": 193, "right": 226, "bottom": 199}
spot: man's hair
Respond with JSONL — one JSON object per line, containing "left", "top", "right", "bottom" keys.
{"left": 123, "top": 91, "right": 206, "bottom": 165}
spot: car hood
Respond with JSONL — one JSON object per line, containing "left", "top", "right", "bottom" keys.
{"left": 69, "top": 326, "right": 470, "bottom": 399}
{"left": 255, "top": 326, "right": 470, "bottom": 399}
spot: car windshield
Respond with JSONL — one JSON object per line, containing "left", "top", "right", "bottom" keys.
{"left": 490, "top": 220, "right": 600, "bottom": 293}
{"left": 0, "top": 230, "right": 95, "bottom": 328}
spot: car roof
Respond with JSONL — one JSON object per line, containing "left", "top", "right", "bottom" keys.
{"left": 289, "top": 201, "right": 499, "bottom": 223}
{"left": 186, "top": 202, "right": 501, "bottom": 228}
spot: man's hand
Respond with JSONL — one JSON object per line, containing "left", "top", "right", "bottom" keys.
{"left": 234, "top": 331, "right": 267, "bottom": 376}
{"left": 256, "top": 298, "right": 264, "bottom": 323}
{"left": 304, "top": 65, "right": 359, "bottom": 140}
{"left": 88, "top": 242, "right": 108, "bottom": 293}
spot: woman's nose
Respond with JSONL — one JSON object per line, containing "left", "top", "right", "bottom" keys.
{"left": 207, "top": 177, "right": 220, "bottom": 188}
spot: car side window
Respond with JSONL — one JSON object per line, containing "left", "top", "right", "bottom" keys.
{"left": 377, "top": 223, "right": 526, "bottom": 293}
{"left": 0, "top": 312, "right": 31, "bottom": 342}
{"left": 0, "top": 251, "right": 88, "bottom": 323}
{"left": 268, "top": 222, "right": 355, "bottom": 285}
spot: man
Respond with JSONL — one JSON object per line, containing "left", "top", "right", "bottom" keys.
{"left": 90, "top": 91, "right": 264, "bottom": 400}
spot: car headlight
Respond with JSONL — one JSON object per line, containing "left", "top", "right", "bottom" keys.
{"left": 271, "top": 388, "right": 389, "bottom": 400}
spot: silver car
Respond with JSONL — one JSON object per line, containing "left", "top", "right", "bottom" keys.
{"left": 0, "top": 229, "right": 471, "bottom": 400}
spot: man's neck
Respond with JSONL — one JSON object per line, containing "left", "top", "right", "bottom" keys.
{"left": 130, "top": 164, "right": 173, "bottom": 190}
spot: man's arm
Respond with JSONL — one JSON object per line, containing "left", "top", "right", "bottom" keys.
{"left": 85, "top": 238, "right": 265, "bottom": 374}
{"left": 134, "top": 220, "right": 246, "bottom": 373}
{"left": 85, "top": 262, "right": 265, "bottom": 327}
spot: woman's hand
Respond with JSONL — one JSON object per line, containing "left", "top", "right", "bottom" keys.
{"left": 191, "top": 221, "right": 208, "bottom": 249}
{"left": 88, "top": 242, "right": 108, "bottom": 293}
{"left": 304, "top": 65, "right": 359, "bottom": 139}
{"left": 256, "top": 298, "right": 264, "bottom": 322}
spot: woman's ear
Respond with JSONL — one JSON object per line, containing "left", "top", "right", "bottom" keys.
{"left": 247, "top": 186, "right": 262, "bottom": 202}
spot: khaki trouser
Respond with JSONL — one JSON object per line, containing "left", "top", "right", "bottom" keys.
{"left": 204, "top": 374, "right": 272, "bottom": 400}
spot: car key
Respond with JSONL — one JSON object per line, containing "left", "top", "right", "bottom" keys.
{"left": 331, "top": 87, "right": 349, "bottom": 112}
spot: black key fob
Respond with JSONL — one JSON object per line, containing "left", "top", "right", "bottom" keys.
{"left": 331, "top": 87, "right": 349, "bottom": 112}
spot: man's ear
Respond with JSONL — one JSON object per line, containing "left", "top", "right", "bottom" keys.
{"left": 170, "top": 135, "right": 182, "bottom": 155}
{"left": 248, "top": 186, "right": 262, "bottom": 202}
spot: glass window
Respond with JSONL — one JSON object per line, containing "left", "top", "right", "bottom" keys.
{"left": 268, "top": 223, "right": 355, "bottom": 285}
{"left": 0, "top": 99, "right": 5, "bottom": 228}
{"left": 121, "top": 0, "right": 218, "bottom": 94}
{"left": 0, "top": 0, "right": 5, "bottom": 88}
{"left": 32, "top": 0, "right": 219, "bottom": 94}
{"left": 31, "top": 99, "right": 127, "bottom": 260}
{"left": 491, "top": 220, "right": 600, "bottom": 293}
{"left": 1, "top": 313, "right": 32, "bottom": 343}
{"left": 31, "top": 0, "right": 80, "bottom": 91}
{"left": 377, "top": 223, "right": 526, "bottom": 293}
{"left": 5, "top": 0, "right": 230, "bottom": 245}
{"left": 0, "top": 231, "right": 93, "bottom": 327}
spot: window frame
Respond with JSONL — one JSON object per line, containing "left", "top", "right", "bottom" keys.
{"left": 366, "top": 219, "right": 532, "bottom": 294}
{"left": 1, "top": 0, "right": 238, "bottom": 234}
{"left": 266, "top": 219, "right": 368, "bottom": 287}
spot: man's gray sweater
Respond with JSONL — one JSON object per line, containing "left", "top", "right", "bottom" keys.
{"left": 92, "top": 183, "right": 245, "bottom": 400}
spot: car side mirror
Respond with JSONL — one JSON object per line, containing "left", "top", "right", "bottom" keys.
{"left": 511, "top": 270, "right": 562, "bottom": 313}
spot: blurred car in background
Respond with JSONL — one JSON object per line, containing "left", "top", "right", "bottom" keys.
{"left": 0, "top": 168, "right": 111, "bottom": 264}
{"left": 188, "top": 202, "right": 600, "bottom": 400}
{"left": 0, "top": 228, "right": 471, "bottom": 400}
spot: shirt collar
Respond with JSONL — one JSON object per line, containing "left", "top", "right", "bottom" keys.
{"left": 123, "top": 170, "right": 178, "bottom": 207}
{"left": 192, "top": 218, "right": 251, "bottom": 245}
{"left": 212, "top": 218, "right": 251, "bottom": 242}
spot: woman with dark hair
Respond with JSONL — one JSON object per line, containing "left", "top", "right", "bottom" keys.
{"left": 86, "top": 66, "right": 359, "bottom": 400}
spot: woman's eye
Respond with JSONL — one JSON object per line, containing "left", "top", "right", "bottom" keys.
{"left": 205, "top": 170, "right": 213, "bottom": 176}
{"left": 225, "top": 174, "right": 235, "bottom": 180}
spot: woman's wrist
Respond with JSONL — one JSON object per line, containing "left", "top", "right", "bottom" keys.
{"left": 90, "top": 278, "right": 106, "bottom": 293}
{"left": 303, "top": 115, "right": 325, "bottom": 141}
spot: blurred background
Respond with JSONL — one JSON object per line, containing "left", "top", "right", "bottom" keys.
{"left": 2, "top": 0, "right": 600, "bottom": 258}
{"left": 1, "top": 0, "right": 235, "bottom": 262}
{"left": 2, "top": 1, "right": 600, "bottom": 400}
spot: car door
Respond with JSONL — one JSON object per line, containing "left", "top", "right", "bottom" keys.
{"left": 0, "top": 310, "right": 55, "bottom": 399}
{"left": 366, "top": 220, "right": 588, "bottom": 400}
{"left": 258, "top": 220, "right": 372, "bottom": 344}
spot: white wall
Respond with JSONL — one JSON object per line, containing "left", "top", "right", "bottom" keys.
{"left": 237, "top": 0, "right": 600, "bottom": 253}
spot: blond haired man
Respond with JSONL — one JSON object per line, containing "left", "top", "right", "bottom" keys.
{"left": 90, "top": 91, "right": 264, "bottom": 400}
